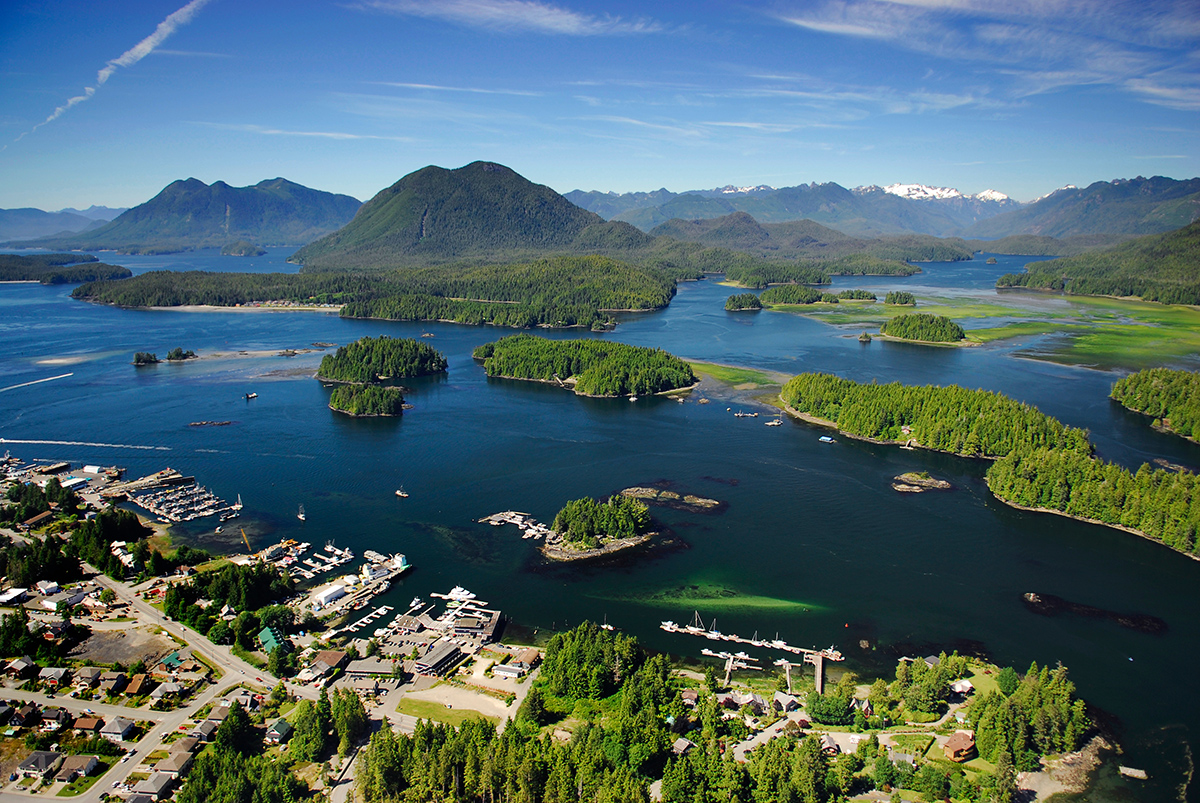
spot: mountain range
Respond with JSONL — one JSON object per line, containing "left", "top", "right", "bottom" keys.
{"left": 10, "top": 178, "right": 361, "bottom": 254}
{"left": 566, "top": 176, "right": 1200, "bottom": 240}
{"left": 0, "top": 206, "right": 125, "bottom": 242}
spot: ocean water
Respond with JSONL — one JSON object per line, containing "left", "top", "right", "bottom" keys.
{"left": 0, "top": 251, "right": 1194, "bottom": 800}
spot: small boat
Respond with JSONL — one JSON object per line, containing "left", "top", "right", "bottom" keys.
{"left": 410, "top": 597, "right": 422, "bottom": 609}
{"left": 214, "top": 526, "right": 222, "bottom": 534}
{"left": 395, "top": 487, "right": 409, "bottom": 498}
{"left": 600, "top": 615, "right": 615, "bottom": 631}
{"left": 765, "top": 419, "right": 782, "bottom": 427}
{"left": 245, "top": 392, "right": 258, "bottom": 400}
{"left": 629, "top": 396, "right": 638, "bottom": 402}
{"left": 232, "top": 494, "right": 243, "bottom": 511}
{"left": 819, "top": 435, "right": 835, "bottom": 443}
{"left": 297, "top": 504, "right": 306, "bottom": 522}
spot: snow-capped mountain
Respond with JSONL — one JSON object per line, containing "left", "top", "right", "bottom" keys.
{"left": 1034, "top": 185, "right": 1076, "bottom": 202}
{"left": 713, "top": 184, "right": 776, "bottom": 195}
{"left": 853, "top": 183, "right": 1011, "bottom": 203}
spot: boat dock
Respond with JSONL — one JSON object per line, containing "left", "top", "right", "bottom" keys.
{"left": 478, "top": 511, "right": 552, "bottom": 540}
{"left": 660, "top": 612, "right": 844, "bottom": 661}
{"left": 291, "top": 541, "right": 355, "bottom": 580}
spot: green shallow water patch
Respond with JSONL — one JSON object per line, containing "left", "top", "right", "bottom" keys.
{"left": 594, "top": 583, "right": 825, "bottom": 612}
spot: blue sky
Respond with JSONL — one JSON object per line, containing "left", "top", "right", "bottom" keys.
{"left": 2, "top": 0, "right": 1198, "bottom": 209}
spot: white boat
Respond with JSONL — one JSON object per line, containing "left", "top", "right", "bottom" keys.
{"left": 395, "top": 487, "right": 409, "bottom": 498}
{"left": 297, "top": 504, "right": 306, "bottom": 522}
{"left": 765, "top": 419, "right": 782, "bottom": 427}
{"left": 819, "top": 435, "right": 835, "bottom": 443}
{"left": 410, "top": 597, "right": 422, "bottom": 609}
{"left": 629, "top": 396, "right": 638, "bottom": 402}
{"left": 232, "top": 494, "right": 243, "bottom": 511}
{"left": 214, "top": 526, "right": 222, "bottom": 534}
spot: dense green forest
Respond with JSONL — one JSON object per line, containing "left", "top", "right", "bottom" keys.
{"left": 329, "top": 385, "right": 406, "bottom": 417}
{"left": 838, "top": 289, "right": 876, "bottom": 300}
{"left": 220, "top": 240, "right": 266, "bottom": 256}
{"left": 969, "top": 662, "right": 1089, "bottom": 771}
{"left": 551, "top": 496, "right": 652, "bottom": 548}
{"left": 880, "top": 313, "right": 965, "bottom": 342}
{"left": 780, "top": 373, "right": 1092, "bottom": 458}
{"left": 318, "top": 336, "right": 447, "bottom": 383}
{"left": 723, "top": 255, "right": 917, "bottom": 290}
{"left": 781, "top": 372, "right": 1199, "bottom": 556}
{"left": 1110, "top": 367, "right": 1200, "bottom": 441}
{"left": 0, "top": 252, "right": 130, "bottom": 284}
{"left": 884, "top": 291, "right": 915, "bottom": 305}
{"left": 725, "top": 293, "right": 762, "bottom": 310}
{"left": 985, "top": 446, "right": 1200, "bottom": 555}
{"left": 473, "top": 335, "right": 696, "bottom": 397}
{"left": 759, "top": 285, "right": 841, "bottom": 305}
{"left": 995, "top": 220, "right": 1200, "bottom": 304}
{"left": 74, "top": 255, "right": 677, "bottom": 331}
{"left": 163, "top": 562, "right": 299, "bottom": 649}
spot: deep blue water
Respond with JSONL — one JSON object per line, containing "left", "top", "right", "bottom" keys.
{"left": 0, "top": 251, "right": 1195, "bottom": 800}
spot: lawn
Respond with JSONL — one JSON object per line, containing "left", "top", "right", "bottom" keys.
{"left": 396, "top": 698, "right": 499, "bottom": 728}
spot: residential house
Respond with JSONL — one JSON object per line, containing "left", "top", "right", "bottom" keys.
{"left": 887, "top": 747, "right": 917, "bottom": 766}
{"left": 41, "top": 707, "right": 73, "bottom": 732}
{"left": 22, "top": 510, "right": 54, "bottom": 531}
{"left": 74, "top": 666, "right": 103, "bottom": 689}
{"left": 5, "top": 655, "right": 36, "bottom": 679}
{"left": 850, "top": 697, "right": 873, "bottom": 717}
{"left": 18, "top": 750, "right": 62, "bottom": 780}
{"left": 313, "top": 650, "right": 348, "bottom": 672}
{"left": 190, "top": 720, "right": 218, "bottom": 742}
{"left": 819, "top": 734, "right": 841, "bottom": 756}
{"left": 672, "top": 737, "right": 696, "bottom": 756}
{"left": 73, "top": 716, "right": 104, "bottom": 735}
{"left": 55, "top": 754, "right": 99, "bottom": 783}
{"left": 224, "top": 691, "right": 258, "bottom": 711}
{"left": 12, "top": 703, "right": 41, "bottom": 728}
{"left": 681, "top": 690, "right": 699, "bottom": 708}
{"left": 0, "top": 703, "right": 12, "bottom": 725}
{"left": 949, "top": 678, "right": 975, "bottom": 696}
{"left": 38, "top": 666, "right": 70, "bottom": 688}
{"left": 944, "top": 731, "right": 976, "bottom": 762}
{"left": 149, "top": 681, "right": 183, "bottom": 700}
{"left": 100, "top": 716, "right": 135, "bottom": 742}
{"left": 126, "top": 673, "right": 154, "bottom": 697}
{"left": 206, "top": 705, "right": 230, "bottom": 724}
{"left": 99, "top": 670, "right": 127, "bottom": 694}
{"left": 923, "top": 655, "right": 942, "bottom": 669}
{"left": 258, "top": 625, "right": 291, "bottom": 655}
{"left": 154, "top": 751, "right": 194, "bottom": 778}
{"left": 154, "top": 651, "right": 183, "bottom": 676}
{"left": 773, "top": 691, "right": 800, "bottom": 712}
{"left": 264, "top": 718, "right": 293, "bottom": 745}
{"left": 172, "top": 736, "right": 200, "bottom": 754}
{"left": 132, "top": 772, "right": 175, "bottom": 800}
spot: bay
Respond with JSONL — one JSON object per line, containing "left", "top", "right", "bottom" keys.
{"left": 0, "top": 251, "right": 1194, "bottom": 801}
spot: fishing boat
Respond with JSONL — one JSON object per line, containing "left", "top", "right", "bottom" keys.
{"left": 395, "top": 487, "right": 409, "bottom": 498}
{"left": 765, "top": 418, "right": 782, "bottom": 427}
{"left": 245, "top": 392, "right": 258, "bottom": 400}
{"left": 297, "top": 504, "right": 306, "bottom": 522}
{"left": 410, "top": 597, "right": 422, "bottom": 609}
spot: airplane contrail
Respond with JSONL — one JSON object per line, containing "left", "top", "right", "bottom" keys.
{"left": 17, "top": 0, "right": 214, "bottom": 141}
{"left": 0, "top": 373, "right": 73, "bottom": 393}
{"left": 0, "top": 438, "right": 169, "bottom": 451}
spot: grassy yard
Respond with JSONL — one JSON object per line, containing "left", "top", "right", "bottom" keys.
{"left": 397, "top": 698, "right": 499, "bottom": 728}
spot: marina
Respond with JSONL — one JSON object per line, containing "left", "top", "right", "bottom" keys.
{"left": 478, "top": 510, "right": 552, "bottom": 539}
{"left": 100, "top": 468, "right": 236, "bottom": 524}
{"left": 660, "top": 613, "right": 844, "bottom": 662}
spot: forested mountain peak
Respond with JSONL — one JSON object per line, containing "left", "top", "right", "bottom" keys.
{"left": 291, "top": 161, "right": 653, "bottom": 269}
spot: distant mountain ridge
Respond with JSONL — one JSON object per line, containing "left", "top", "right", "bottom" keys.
{"left": 962, "top": 176, "right": 1200, "bottom": 238}
{"left": 567, "top": 180, "right": 1021, "bottom": 237}
{"left": 292, "top": 161, "right": 651, "bottom": 269}
{"left": 12, "top": 178, "right": 361, "bottom": 253}
{"left": 0, "top": 208, "right": 108, "bottom": 242}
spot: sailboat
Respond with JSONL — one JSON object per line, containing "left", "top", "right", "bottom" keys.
{"left": 600, "top": 614, "right": 615, "bottom": 631}
{"left": 232, "top": 494, "right": 243, "bottom": 511}
{"left": 297, "top": 504, "right": 306, "bottom": 522}
{"left": 395, "top": 487, "right": 409, "bottom": 498}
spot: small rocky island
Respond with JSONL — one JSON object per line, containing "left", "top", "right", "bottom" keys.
{"left": 318, "top": 335, "right": 447, "bottom": 416}
{"left": 328, "top": 385, "right": 407, "bottom": 417}
{"left": 892, "top": 471, "right": 953, "bottom": 492}
{"left": 221, "top": 240, "right": 266, "bottom": 256}
{"left": 621, "top": 486, "right": 722, "bottom": 512}
{"left": 541, "top": 495, "right": 656, "bottom": 561}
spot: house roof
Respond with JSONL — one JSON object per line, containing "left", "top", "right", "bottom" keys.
{"left": 314, "top": 649, "right": 347, "bottom": 669}
{"left": 155, "top": 752, "right": 193, "bottom": 772}
{"left": 173, "top": 736, "right": 201, "bottom": 753}
{"left": 19, "top": 750, "right": 61, "bottom": 772}
{"left": 134, "top": 772, "right": 174, "bottom": 794}
{"left": 59, "top": 754, "right": 99, "bottom": 773}
{"left": 101, "top": 716, "right": 134, "bottom": 734}
{"left": 191, "top": 720, "right": 218, "bottom": 736}
{"left": 73, "top": 716, "right": 103, "bottom": 731}
{"left": 267, "top": 718, "right": 293, "bottom": 737}
{"left": 946, "top": 731, "right": 975, "bottom": 751}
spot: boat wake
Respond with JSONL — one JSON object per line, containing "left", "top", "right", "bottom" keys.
{"left": 0, "top": 437, "right": 169, "bottom": 451}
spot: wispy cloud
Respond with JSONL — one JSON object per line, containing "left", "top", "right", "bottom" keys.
{"left": 355, "top": 0, "right": 662, "bottom": 35}
{"left": 16, "top": 0, "right": 213, "bottom": 142}
{"left": 774, "top": 0, "right": 1200, "bottom": 110}
{"left": 152, "top": 49, "right": 231, "bottom": 58}
{"left": 196, "top": 122, "right": 415, "bottom": 142}
{"left": 373, "top": 81, "right": 541, "bottom": 96}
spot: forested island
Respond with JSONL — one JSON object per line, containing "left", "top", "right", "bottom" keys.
{"left": 473, "top": 335, "right": 697, "bottom": 397}
{"left": 725, "top": 293, "right": 762, "bottom": 310}
{"left": 781, "top": 372, "right": 1200, "bottom": 557}
{"left": 0, "top": 252, "right": 131, "bottom": 284}
{"left": 167, "top": 347, "right": 197, "bottom": 361}
{"left": 723, "top": 255, "right": 918, "bottom": 289}
{"left": 996, "top": 219, "right": 1200, "bottom": 304}
{"left": 328, "top": 384, "right": 406, "bottom": 417}
{"left": 221, "top": 240, "right": 266, "bottom": 256}
{"left": 884, "top": 291, "right": 916, "bottom": 305}
{"left": 1110, "top": 367, "right": 1200, "bottom": 442}
{"left": 758, "top": 286, "right": 843, "bottom": 305}
{"left": 544, "top": 494, "right": 654, "bottom": 558}
{"left": 317, "top": 335, "right": 447, "bottom": 383}
{"left": 880, "top": 313, "right": 966, "bottom": 343}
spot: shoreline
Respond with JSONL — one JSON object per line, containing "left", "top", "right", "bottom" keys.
{"left": 485, "top": 371, "right": 700, "bottom": 399}
{"left": 876, "top": 332, "right": 980, "bottom": 348}
{"left": 779, "top": 402, "right": 1005, "bottom": 460}
{"left": 327, "top": 404, "right": 402, "bottom": 418}
{"left": 986, "top": 488, "right": 1200, "bottom": 562}
{"left": 540, "top": 531, "right": 655, "bottom": 562}
{"left": 146, "top": 304, "right": 342, "bottom": 313}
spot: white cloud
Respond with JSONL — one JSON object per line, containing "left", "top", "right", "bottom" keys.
{"left": 196, "top": 123, "right": 415, "bottom": 142}
{"left": 17, "top": 0, "right": 213, "bottom": 141}
{"left": 355, "top": 0, "right": 661, "bottom": 35}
